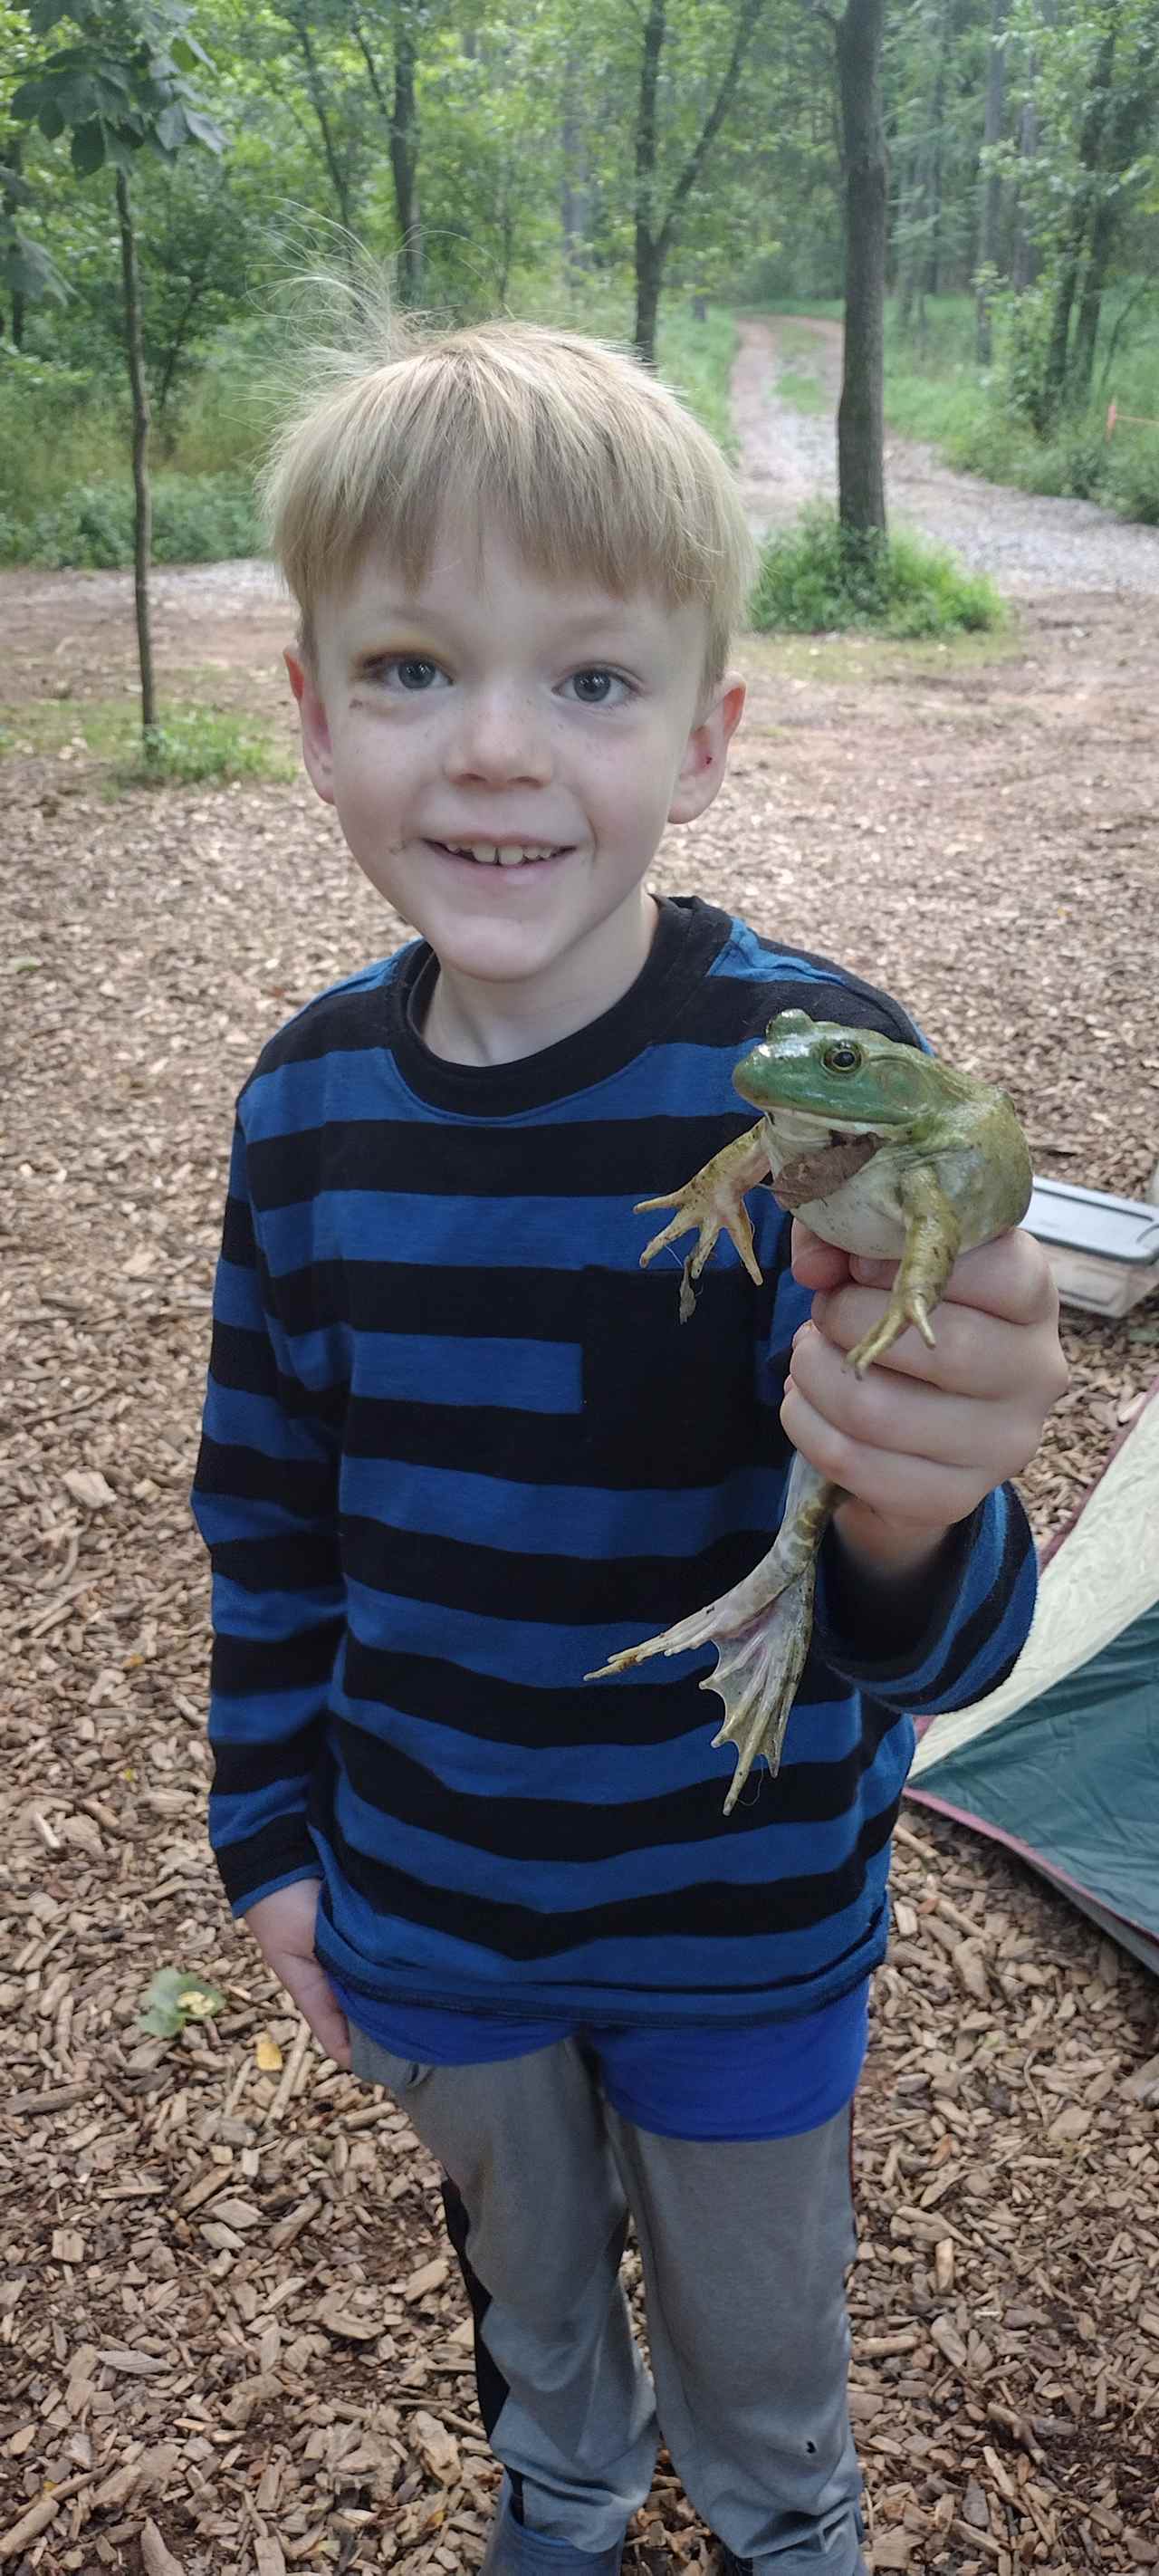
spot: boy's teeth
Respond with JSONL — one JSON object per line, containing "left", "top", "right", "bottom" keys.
{"left": 455, "top": 841, "right": 558, "bottom": 866}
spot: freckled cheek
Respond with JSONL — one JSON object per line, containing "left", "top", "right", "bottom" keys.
{"left": 332, "top": 746, "right": 415, "bottom": 848}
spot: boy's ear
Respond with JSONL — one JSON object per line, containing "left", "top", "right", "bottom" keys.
{"left": 668, "top": 674, "right": 746, "bottom": 826}
{"left": 284, "top": 646, "right": 335, "bottom": 806}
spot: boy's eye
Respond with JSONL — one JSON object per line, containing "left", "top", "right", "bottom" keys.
{"left": 367, "top": 655, "right": 447, "bottom": 692}
{"left": 563, "top": 668, "right": 632, "bottom": 706}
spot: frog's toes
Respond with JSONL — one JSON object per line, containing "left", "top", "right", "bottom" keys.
{"left": 847, "top": 1296, "right": 936, "bottom": 1377}
{"left": 709, "top": 1563, "right": 816, "bottom": 1812}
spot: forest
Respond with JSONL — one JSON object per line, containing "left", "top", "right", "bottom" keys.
{"left": 2, "top": 0, "right": 1158, "bottom": 576}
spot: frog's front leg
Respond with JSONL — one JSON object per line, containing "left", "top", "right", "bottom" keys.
{"left": 848, "top": 1163, "right": 961, "bottom": 1375}
{"left": 589, "top": 1455, "right": 840, "bottom": 1812}
{"left": 636, "top": 1122, "right": 771, "bottom": 1322}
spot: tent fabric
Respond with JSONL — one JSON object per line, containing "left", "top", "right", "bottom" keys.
{"left": 906, "top": 1378, "right": 1159, "bottom": 1972}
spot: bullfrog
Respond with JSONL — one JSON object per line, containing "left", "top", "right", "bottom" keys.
{"left": 589, "top": 1011, "right": 1033, "bottom": 1812}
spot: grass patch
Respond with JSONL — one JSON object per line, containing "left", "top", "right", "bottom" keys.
{"left": 0, "top": 696, "right": 294, "bottom": 789}
{"left": 117, "top": 707, "right": 294, "bottom": 788}
{"left": 776, "top": 365, "right": 828, "bottom": 415}
{"left": 656, "top": 302, "right": 739, "bottom": 456}
{"left": 1, "top": 470, "right": 262, "bottom": 572}
{"left": 749, "top": 505, "right": 1004, "bottom": 639}
{"left": 752, "top": 298, "right": 846, "bottom": 324}
{"left": 772, "top": 320, "right": 832, "bottom": 361}
{"left": 739, "top": 621, "right": 1021, "bottom": 690}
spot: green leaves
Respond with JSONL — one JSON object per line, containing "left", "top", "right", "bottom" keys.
{"left": 9, "top": 5, "right": 225, "bottom": 187}
{"left": 139, "top": 1966, "right": 227, "bottom": 2036}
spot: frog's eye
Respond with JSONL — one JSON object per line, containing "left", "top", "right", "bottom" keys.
{"left": 821, "top": 1040, "right": 862, "bottom": 1074}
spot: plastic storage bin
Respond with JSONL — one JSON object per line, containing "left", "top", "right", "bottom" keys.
{"left": 1026, "top": 1177, "right": 1159, "bottom": 1318}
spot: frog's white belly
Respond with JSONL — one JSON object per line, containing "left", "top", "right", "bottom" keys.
{"left": 763, "top": 1107, "right": 907, "bottom": 1260}
{"left": 795, "top": 1179, "right": 905, "bottom": 1260}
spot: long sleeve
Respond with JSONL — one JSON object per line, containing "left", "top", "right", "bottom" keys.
{"left": 812, "top": 1481, "right": 1038, "bottom": 1720}
{"left": 191, "top": 1119, "right": 344, "bottom": 1916}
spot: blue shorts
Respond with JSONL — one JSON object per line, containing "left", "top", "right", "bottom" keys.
{"left": 330, "top": 1975, "right": 869, "bottom": 2140}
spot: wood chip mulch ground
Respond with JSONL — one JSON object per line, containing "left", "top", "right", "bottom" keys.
{"left": 2, "top": 524, "right": 1157, "bottom": 2575}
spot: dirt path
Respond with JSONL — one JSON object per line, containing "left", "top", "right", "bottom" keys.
{"left": 1, "top": 354, "right": 1157, "bottom": 2574}
{"left": 733, "top": 312, "right": 1159, "bottom": 591}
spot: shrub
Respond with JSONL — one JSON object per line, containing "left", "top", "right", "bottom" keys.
{"left": 1105, "top": 436, "right": 1159, "bottom": 526}
{"left": 2, "top": 469, "right": 260, "bottom": 569}
{"left": 749, "top": 505, "right": 1003, "bottom": 638}
{"left": 115, "top": 707, "right": 292, "bottom": 789}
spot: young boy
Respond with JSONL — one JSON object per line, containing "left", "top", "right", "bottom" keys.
{"left": 192, "top": 318, "right": 1066, "bottom": 2576}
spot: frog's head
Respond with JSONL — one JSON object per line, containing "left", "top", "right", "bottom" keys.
{"left": 734, "top": 1010, "right": 950, "bottom": 1133}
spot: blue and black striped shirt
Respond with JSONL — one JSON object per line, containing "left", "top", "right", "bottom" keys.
{"left": 192, "top": 898, "right": 1036, "bottom": 2028}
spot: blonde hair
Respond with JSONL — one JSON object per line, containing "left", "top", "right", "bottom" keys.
{"left": 259, "top": 308, "right": 754, "bottom": 695}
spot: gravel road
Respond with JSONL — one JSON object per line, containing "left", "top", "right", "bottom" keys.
{"left": 733, "top": 313, "right": 1159, "bottom": 594}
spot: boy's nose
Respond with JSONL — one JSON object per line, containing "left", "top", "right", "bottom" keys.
{"left": 445, "top": 687, "right": 552, "bottom": 786}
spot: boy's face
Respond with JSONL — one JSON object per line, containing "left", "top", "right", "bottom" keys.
{"left": 286, "top": 516, "right": 743, "bottom": 1039}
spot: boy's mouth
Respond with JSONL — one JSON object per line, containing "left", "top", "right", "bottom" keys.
{"left": 426, "top": 839, "right": 570, "bottom": 870}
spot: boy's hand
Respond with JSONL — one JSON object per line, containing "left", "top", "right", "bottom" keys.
{"left": 784, "top": 1221, "right": 1068, "bottom": 1579}
{"left": 244, "top": 1879, "right": 351, "bottom": 2071}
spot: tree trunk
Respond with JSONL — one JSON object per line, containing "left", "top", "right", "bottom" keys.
{"left": 635, "top": 238, "right": 664, "bottom": 370}
{"left": 1070, "top": 195, "right": 1116, "bottom": 400}
{"left": 633, "top": 0, "right": 666, "bottom": 364}
{"left": 114, "top": 168, "right": 156, "bottom": 739}
{"left": 896, "top": 136, "right": 918, "bottom": 332}
{"left": 391, "top": 0, "right": 423, "bottom": 303}
{"left": 560, "top": 53, "right": 589, "bottom": 275}
{"left": 2, "top": 139, "right": 25, "bottom": 347}
{"left": 924, "top": 0, "right": 949, "bottom": 299}
{"left": 1010, "top": 88, "right": 1039, "bottom": 291}
{"left": 1041, "top": 21, "right": 1117, "bottom": 418}
{"left": 975, "top": 0, "right": 1006, "bottom": 363}
{"left": 292, "top": 4, "right": 356, "bottom": 235}
{"left": 1070, "top": 33, "right": 1157, "bottom": 401}
{"left": 633, "top": 0, "right": 765, "bottom": 366}
{"left": 836, "top": 0, "right": 887, "bottom": 538}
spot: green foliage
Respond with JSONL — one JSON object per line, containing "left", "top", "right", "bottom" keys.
{"left": 1, "top": 466, "right": 259, "bottom": 565}
{"left": 118, "top": 706, "right": 292, "bottom": 786}
{"left": 138, "top": 1967, "right": 226, "bottom": 2037}
{"left": 1105, "top": 432, "right": 1159, "bottom": 523}
{"left": 749, "top": 505, "right": 1004, "bottom": 639}
{"left": 11, "top": 0, "right": 222, "bottom": 178}
{"left": 0, "top": 691, "right": 292, "bottom": 783}
{"left": 656, "top": 298, "right": 738, "bottom": 453}
{"left": 881, "top": 287, "right": 1159, "bottom": 526}
{"left": 776, "top": 363, "right": 828, "bottom": 416}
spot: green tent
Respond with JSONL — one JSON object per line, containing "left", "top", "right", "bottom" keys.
{"left": 906, "top": 1379, "right": 1159, "bottom": 1974}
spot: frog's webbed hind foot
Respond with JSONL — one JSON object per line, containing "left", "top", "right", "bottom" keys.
{"left": 588, "top": 1532, "right": 820, "bottom": 1812}
{"left": 589, "top": 1459, "right": 837, "bottom": 1810}
{"left": 704, "top": 1561, "right": 817, "bottom": 1812}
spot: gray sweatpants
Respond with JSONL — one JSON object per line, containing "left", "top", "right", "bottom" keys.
{"left": 350, "top": 2027, "right": 865, "bottom": 2575}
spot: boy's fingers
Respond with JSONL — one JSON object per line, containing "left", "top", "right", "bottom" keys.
{"left": 806, "top": 1293, "right": 1030, "bottom": 1396}
{"left": 787, "top": 1322, "right": 1045, "bottom": 1474}
{"left": 781, "top": 1372, "right": 979, "bottom": 1523}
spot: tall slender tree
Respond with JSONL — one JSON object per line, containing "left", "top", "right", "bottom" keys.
{"left": 631, "top": 0, "right": 767, "bottom": 363}
{"left": 11, "top": 0, "right": 223, "bottom": 736}
{"left": 834, "top": 0, "right": 887, "bottom": 535}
